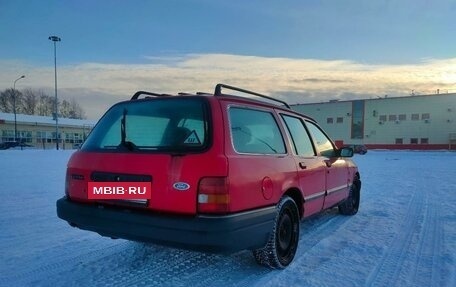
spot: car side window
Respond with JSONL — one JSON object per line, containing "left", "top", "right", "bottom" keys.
{"left": 282, "top": 115, "right": 315, "bottom": 157}
{"left": 229, "top": 107, "right": 286, "bottom": 154}
{"left": 305, "top": 121, "right": 335, "bottom": 157}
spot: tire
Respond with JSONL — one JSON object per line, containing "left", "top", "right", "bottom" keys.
{"left": 253, "top": 196, "right": 300, "bottom": 269}
{"left": 339, "top": 178, "right": 361, "bottom": 215}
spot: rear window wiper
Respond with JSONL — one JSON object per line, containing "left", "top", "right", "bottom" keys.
{"left": 119, "top": 108, "right": 137, "bottom": 151}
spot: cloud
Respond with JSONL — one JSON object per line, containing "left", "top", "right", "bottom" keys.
{"left": 297, "top": 78, "right": 347, "bottom": 84}
{"left": 0, "top": 54, "right": 455, "bottom": 119}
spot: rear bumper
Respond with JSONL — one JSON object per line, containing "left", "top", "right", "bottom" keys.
{"left": 56, "top": 197, "right": 275, "bottom": 253}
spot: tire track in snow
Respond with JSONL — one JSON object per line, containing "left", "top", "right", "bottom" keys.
{"left": 33, "top": 241, "right": 267, "bottom": 287}
{"left": 426, "top": 203, "right": 444, "bottom": 287}
{"left": 89, "top": 246, "right": 223, "bottom": 287}
{"left": 406, "top": 193, "right": 445, "bottom": 287}
{"left": 0, "top": 240, "right": 131, "bottom": 286}
{"left": 365, "top": 188, "right": 424, "bottom": 287}
{"left": 298, "top": 209, "right": 348, "bottom": 254}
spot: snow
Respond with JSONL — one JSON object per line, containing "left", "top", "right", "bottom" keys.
{"left": 0, "top": 150, "right": 455, "bottom": 287}
{"left": 0, "top": 112, "right": 96, "bottom": 127}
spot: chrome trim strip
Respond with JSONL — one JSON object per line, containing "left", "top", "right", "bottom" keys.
{"left": 304, "top": 184, "right": 348, "bottom": 202}
{"left": 327, "top": 184, "right": 348, "bottom": 195}
{"left": 304, "top": 191, "right": 326, "bottom": 202}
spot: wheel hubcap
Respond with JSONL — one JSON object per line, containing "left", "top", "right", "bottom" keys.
{"left": 274, "top": 200, "right": 299, "bottom": 267}
{"left": 278, "top": 214, "right": 292, "bottom": 250}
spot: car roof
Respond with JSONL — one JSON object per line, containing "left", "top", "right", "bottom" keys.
{"left": 124, "top": 83, "right": 316, "bottom": 122}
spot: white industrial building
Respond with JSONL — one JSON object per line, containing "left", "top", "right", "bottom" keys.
{"left": 292, "top": 92, "right": 456, "bottom": 150}
{"left": 0, "top": 112, "right": 95, "bottom": 149}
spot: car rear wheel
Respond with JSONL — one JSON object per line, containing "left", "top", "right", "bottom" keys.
{"left": 253, "top": 196, "right": 300, "bottom": 269}
{"left": 338, "top": 178, "right": 360, "bottom": 215}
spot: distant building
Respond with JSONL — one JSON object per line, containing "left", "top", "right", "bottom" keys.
{"left": 292, "top": 93, "right": 456, "bottom": 150}
{"left": 0, "top": 112, "right": 96, "bottom": 149}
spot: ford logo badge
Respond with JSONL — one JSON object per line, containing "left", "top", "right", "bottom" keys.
{"left": 173, "top": 182, "right": 190, "bottom": 191}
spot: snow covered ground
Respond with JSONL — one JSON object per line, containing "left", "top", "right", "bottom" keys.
{"left": 0, "top": 150, "right": 454, "bottom": 287}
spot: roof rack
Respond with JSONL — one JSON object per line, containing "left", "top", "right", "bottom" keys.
{"left": 214, "top": 83, "right": 291, "bottom": 109}
{"left": 131, "top": 91, "right": 171, "bottom": 100}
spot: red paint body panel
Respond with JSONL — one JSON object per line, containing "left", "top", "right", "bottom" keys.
{"left": 64, "top": 93, "right": 359, "bottom": 219}
{"left": 67, "top": 151, "right": 228, "bottom": 214}
{"left": 67, "top": 97, "right": 228, "bottom": 215}
{"left": 323, "top": 158, "right": 350, "bottom": 209}
{"left": 219, "top": 100, "right": 300, "bottom": 213}
{"left": 295, "top": 157, "right": 327, "bottom": 217}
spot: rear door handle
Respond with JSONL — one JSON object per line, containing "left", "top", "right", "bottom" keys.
{"left": 299, "top": 162, "right": 307, "bottom": 169}
{"left": 324, "top": 160, "right": 332, "bottom": 167}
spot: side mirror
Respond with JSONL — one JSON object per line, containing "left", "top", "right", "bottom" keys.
{"left": 339, "top": 147, "right": 354, "bottom": 157}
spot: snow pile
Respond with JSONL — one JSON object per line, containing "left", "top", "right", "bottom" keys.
{"left": 0, "top": 150, "right": 454, "bottom": 286}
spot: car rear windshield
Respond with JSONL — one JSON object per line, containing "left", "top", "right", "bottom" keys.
{"left": 82, "top": 97, "right": 209, "bottom": 152}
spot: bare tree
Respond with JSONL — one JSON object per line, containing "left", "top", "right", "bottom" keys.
{"left": 59, "top": 98, "right": 85, "bottom": 119}
{"left": 0, "top": 89, "right": 11, "bottom": 113}
{"left": 1, "top": 88, "right": 86, "bottom": 119}
{"left": 36, "top": 92, "right": 55, "bottom": 117}
{"left": 0, "top": 88, "right": 23, "bottom": 114}
{"left": 37, "top": 91, "right": 51, "bottom": 116}
{"left": 69, "top": 98, "right": 86, "bottom": 119}
{"left": 60, "top": 99, "right": 71, "bottom": 118}
{"left": 21, "top": 88, "right": 38, "bottom": 115}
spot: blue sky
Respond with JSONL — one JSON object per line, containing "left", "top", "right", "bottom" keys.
{"left": 1, "top": 0, "right": 455, "bottom": 119}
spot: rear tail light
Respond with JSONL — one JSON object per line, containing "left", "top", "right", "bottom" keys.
{"left": 65, "top": 170, "right": 84, "bottom": 199}
{"left": 65, "top": 170, "right": 70, "bottom": 197}
{"left": 197, "top": 177, "right": 229, "bottom": 213}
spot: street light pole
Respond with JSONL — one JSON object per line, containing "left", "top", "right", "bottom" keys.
{"left": 13, "top": 75, "right": 25, "bottom": 142}
{"left": 49, "top": 35, "right": 61, "bottom": 150}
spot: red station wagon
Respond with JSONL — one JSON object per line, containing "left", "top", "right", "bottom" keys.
{"left": 57, "top": 84, "right": 361, "bottom": 268}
